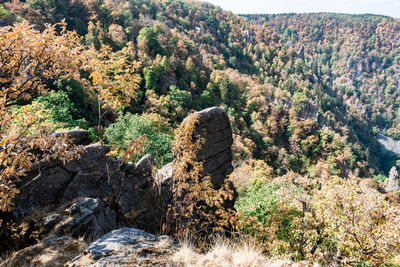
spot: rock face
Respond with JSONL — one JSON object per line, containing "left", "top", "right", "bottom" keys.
{"left": 377, "top": 133, "right": 400, "bottom": 156}
{"left": 10, "top": 143, "right": 161, "bottom": 233}
{"left": 69, "top": 228, "right": 176, "bottom": 267}
{"left": 3, "top": 133, "right": 162, "bottom": 254}
{"left": 192, "top": 107, "right": 234, "bottom": 188}
{"left": 157, "top": 107, "right": 237, "bottom": 213}
{"left": 385, "top": 166, "right": 400, "bottom": 192}
{"left": 158, "top": 107, "right": 235, "bottom": 190}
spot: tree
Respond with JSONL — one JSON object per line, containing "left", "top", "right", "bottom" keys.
{"left": 0, "top": 21, "right": 141, "bottom": 211}
{"left": 0, "top": 21, "right": 85, "bottom": 211}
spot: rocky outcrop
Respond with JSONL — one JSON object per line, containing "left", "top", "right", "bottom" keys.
{"left": 297, "top": 45, "right": 305, "bottom": 61}
{"left": 1, "top": 107, "right": 238, "bottom": 260}
{"left": 9, "top": 128, "right": 162, "bottom": 235}
{"left": 31, "top": 197, "right": 131, "bottom": 241}
{"left": 69, "top": 228, "right": 176, "bottom": 267}
{"left": 377, "top": 133, "right": 400, "bottom": 156}
{"left": 1, "top": 131, "right": 162, "bottom": 256}
{"left": 157, "top": 107, "right": 234, "bottom": 187}
{"left": 157, "top": 107, "right": 237, "bottom": 209}
{"left": 385, "top": 166, "right": 400, "bottom": 192}
{"left": 192, "top": 107, "right": 234, "bottom": 188}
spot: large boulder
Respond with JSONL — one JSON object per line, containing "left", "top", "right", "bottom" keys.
{"left": 68, "top": 228, "right": 177, "bottom": 267}
{"left": 385, "top": 166, "right": 400, "bottom": 192}
{"left": 117, "top": 155, "right": 162, "bottom": 232}
{"left": 192, "top": 107, "right": 234, "bottom": 188}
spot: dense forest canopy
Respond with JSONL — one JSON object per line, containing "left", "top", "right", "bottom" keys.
{"left": 1, "top": 0, "right": 400, "bottom": 178}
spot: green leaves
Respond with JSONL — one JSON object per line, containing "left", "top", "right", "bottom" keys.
{"left": 105, "top": 112, "right": 173, "bottom": 167}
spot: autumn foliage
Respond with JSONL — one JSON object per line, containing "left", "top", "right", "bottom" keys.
{"left": 0, "top": 20, "right": 141, "bottom": 211}
{"left": 237, "top": 173, "right": 400, "bottom": 265}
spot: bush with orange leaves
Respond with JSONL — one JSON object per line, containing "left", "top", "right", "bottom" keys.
{"left": 0, "top": 21, "right": 140, "bottom": 212}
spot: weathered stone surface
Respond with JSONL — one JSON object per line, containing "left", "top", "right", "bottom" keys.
{"left": 117, "top": 154, "right": 162, "bottom": 233}
{"left": 52, "top": 129, "right": 91, "bottom": 146}
{"left": 8, "top": 145, "right": 162, "bottom": 238}
{"left": 68, "top": 228, "right": 177, "bottom": 267}
{"left": 377, "top": 133, "right": 400, "bottom": 156}
{"left": 12, "top": 166, "right": 73, "bottom": 219}
{"left": 297, "top": 45, "right": 305, "bottom": 61}
{"left": 2, "top": 107, "right": 238, "bottom": 258}
{"left": 156, "top": 163, "right": 174, "bottom": 203}
{"left": 171, "top": 107, "right": 234, "bottom": 188}
{"left": 63, "top": 171, "right": 113, "bottom": 202}
{"left": 15, "top": 197, "right": 131, "bottom": 243}
{"left": 385, "top": 166, "right": 400, "bottom": 192}
{"left": 157, "top": 107, "right": 237, "bottom": 210}
{"left": 63, "top": 143, "right": 111, "bottom": 173}
{"left": 0, "top": 236, "right": 86, "bottom": 267}
{"left": 191, "top": 107, "right": 234, "bottom": 187}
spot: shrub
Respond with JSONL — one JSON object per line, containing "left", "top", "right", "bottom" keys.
{"left": 237, "top": 175, "right": 400, "bottom": 265}
{"left": 236, "top": 178, "right": 306, "bottom": 259}
{"left": 373, "top": 174, "right": 387, "bottom": 182}
{"left": 105, "top": 112, "right": 173, "bottom": 167}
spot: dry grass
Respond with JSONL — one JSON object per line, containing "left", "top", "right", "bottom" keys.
{"left": 171, "top": 237, "right": 310, "bottom": 267}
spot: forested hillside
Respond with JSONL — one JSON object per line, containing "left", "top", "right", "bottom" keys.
{"left": 2, "top": 0, "right": 400, "bottom": 178}
{"left": 2, "top": 0, "right": 400, "bottom": 264}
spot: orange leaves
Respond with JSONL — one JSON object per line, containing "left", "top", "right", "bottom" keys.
{"left": 0, "top": 20, "right": 143, "bottom": 212}
{"left": 0, "top": 21, "right": 89, "bottom": 212}
{"left": 0, "top": 21, "right": 84, "bottom": 106}
{"left": 121, "top": 135, "right": 149, "bottom": 163}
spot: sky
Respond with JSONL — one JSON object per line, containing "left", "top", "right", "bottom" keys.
{"left": 205, "top": 0, "right": 400, "bottom": 18}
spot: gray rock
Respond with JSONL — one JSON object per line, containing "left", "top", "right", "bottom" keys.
{"left": 180, "top": 107, "right": 234, "bottom": 188}
{"left": 26, "top": 198, "right": 131, "bottom": 242}
{"left": 157, "top": 106, "right": 237, "bottom": 212}
{"left": 297, "top": 45, "right": 305, "bottom": 61}
{"left": 117, "top": 155, "right": 162, "bottom": 233}
{"left": 64, "top": 143, "right": 111, "bottom": 173}
{"left": 5, "top": 107, "right": 237, "bottom": 254}
{"left": 60, "top": 198, "right": 126, "bottom": 240}
{"left": 52, "top": 129, "right": 91, "bottom": 146}
{"left": 43, "top": 214, "right": 62, "bottom": 227}
{"left": 69, "top": 228, "right": 176, "bottom": 266}
{"left": 63, "top": 171, "right": 111, "bottom": 202}
{"left": 377, "top": 133, "right": 400, "bottom": 156}
{"left": 134, "top": 154, "right": 155, "bottom": 176}
{"left": 385, "top": 166, "right": 400, "bottom": 192}
{"left": 8, "top": 144, "right": 160, "bottom": 244}
{"left": 12, "top": 166, "right": 73, "bottom": 219}
{"left": 156, "top": 163, "right": 174, "bottom": 203}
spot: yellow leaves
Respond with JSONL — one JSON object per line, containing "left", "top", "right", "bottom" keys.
{"left": 0, "top": 21, "right": 85, "bottom": 105}
{"left": 84, "top": 44, "right": 141, "bottom": 110}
